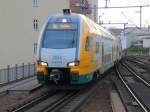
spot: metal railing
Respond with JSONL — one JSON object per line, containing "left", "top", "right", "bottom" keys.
{"left": 0, "top": 62, "right": 36, "bottom": 85}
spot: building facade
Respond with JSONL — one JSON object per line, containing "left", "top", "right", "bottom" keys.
{"left": 69, "top": 0, "right": 98, "bottom": 22}
{"left": 0, "top": 0, "right": 69, "bottom": 68}
{"left": 143, "top": 37, "right": 150, "bottom": 48}
{"left": 125, "top": 27, "right": 150, "bottom": 48}
{"left": 87, "top": 0, "right": 98, "bottom": 22}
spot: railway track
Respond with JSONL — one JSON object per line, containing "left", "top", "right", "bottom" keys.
{"left": 11, "top": 90, "right": 79, "bottom": 112}
{"left": 123, "top": 56, "right": 150, "bottom": 84}
{"left": 122, "top": 61, "right": 150, "bottom": 87}
{"left": 116, "top": 62, "right": 150, "bottom": 112}
{"left": 26, "top": 91, "right": 79, "bottom": 112}
{"left": 125, "top": 56, "right": 150, "bottom": 72}
{"left": 11, "top": 90, "right": 80, "bottom": 112}
{"left": 11, "top": 82, "right": 99, "bottom": 112}
{"left": 11, "top": 90, "right": 57, "bottom": 112}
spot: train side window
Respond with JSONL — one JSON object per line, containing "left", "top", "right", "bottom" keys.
{"left": 96, "top": 42, "right": 100, "bottom": 53}
{"left": 85, "top": 37, "right": 91, "bottom": 51}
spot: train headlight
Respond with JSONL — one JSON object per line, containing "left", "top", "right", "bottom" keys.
{"left": 68, "top": 61, "right": 80, "bottom": 67}
{"left": 38, "top": 61, "right": 48, "bottom": 66}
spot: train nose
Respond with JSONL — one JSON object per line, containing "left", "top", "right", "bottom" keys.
{"left": 41, "top": 48, "right": 76, "bottom": 67}
{"left": 49, "top": 69, "right": 62, "bottom": 84}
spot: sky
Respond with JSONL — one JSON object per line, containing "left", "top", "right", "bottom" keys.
{"left": 98, "top": 0, "right": 150, "bottom": 28}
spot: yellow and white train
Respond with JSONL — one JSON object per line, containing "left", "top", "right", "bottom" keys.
{"left": 36, "top": 9, "right": 122, "bottom": 85}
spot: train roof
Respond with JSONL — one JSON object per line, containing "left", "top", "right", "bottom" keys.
{"left": 80, "top": 15, "right": 117, "bottom": 40}
{"left": 47, "top": 13, "right": 118, "bottom": 41}
{"left": 48, "top": 13, "right": 81, "bottom": 23}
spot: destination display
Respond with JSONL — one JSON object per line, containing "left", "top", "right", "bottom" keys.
{"left": 48, "top": 23, "right": 77, "bottom": 30}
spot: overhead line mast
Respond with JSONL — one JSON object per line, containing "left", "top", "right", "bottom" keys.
{"left": 97, "top": 3, "right": 149, "bottom": 28}
{"left": 100, "top": 22, "right": 128, "bottom": 39}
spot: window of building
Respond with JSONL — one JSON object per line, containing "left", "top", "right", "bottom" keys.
{"left": 33, "top": 19, "right": 39, "bottom": 31}
{"left": 33, "top": 43, "right": 37, "bottom": 54}
{"left": 32, "top": 0, "right": 39, "bottom": 7}
{"left": 85, "top": 37, "right": 91, "bottom": 51}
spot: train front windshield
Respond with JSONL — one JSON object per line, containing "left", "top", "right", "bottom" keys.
{"left": 42, "top": 23, "right": 78, "bottom": 49}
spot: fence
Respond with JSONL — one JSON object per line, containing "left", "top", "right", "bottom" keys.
{"left": 123, "top": 48, "right": 150, "bottom": 56}
{"left": 0, "top": 63, "right": 36, "bottom": 85}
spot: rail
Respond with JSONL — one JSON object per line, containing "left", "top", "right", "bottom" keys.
{"left": 11, "top": 81, "right": 100, "bottom": 112}
{"left": 122, "top": 62, "right": 150, "bottom": 88}
{"left": 116, "top": 64, "right": 149, "bottom": 112}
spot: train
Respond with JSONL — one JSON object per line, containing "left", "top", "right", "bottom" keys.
{"left": 36, "top": 9, "right": 122, "bottom": 85}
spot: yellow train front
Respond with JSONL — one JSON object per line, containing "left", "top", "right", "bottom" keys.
{"left": 36, "top": 10, "right": 122, "bottom": 85}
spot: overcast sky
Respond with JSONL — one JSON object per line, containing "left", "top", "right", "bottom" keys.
{"left": 98, "top": 0, "right": 150, "bottom": 28}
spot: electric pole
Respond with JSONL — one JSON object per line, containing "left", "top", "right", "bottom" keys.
{"left": 140, "top": 6, "right": 142, "bottom": 28}
{"left": 81, "top": 0, "right": 84, "bottom": 14}
{"left": 105, "top": 0, "right": 110, "bottom": 8}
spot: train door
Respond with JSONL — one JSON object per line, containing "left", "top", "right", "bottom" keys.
{"left": 94, "top": 36, "right": 101, "bottom": 70}
{"left": 112, "top": 44, "right": 113, "bottom": 62}
{"left": 112, "top": 43, "right": 115, "bottom": 63}
{"left": 101, "top": 42, "right": 104, "bottom": 65}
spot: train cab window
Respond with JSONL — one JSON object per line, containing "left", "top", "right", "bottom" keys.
{"left": 85, "top": 37, "right": 91, "bottom": 51}
{"left": 42, "top": 23, "right": 78, "bottom": 49}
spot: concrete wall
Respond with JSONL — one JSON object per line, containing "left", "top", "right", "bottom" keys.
{"left": 0, "top": 0, "right": 69, "bottom": 68}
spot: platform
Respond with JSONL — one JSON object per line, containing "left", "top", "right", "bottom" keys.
{"left": 0, "top": 76, "right": 42, "bottom": 95}
{"left": 110, "top": 90, "right": 126, "bottom": 112}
